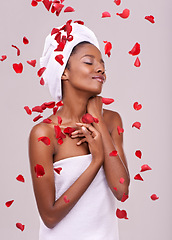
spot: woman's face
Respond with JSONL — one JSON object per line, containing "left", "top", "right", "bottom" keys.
{"left": 63, "top": 43, "right": 106, "bottom": 97}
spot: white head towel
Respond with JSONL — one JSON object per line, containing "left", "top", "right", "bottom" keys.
{"left": 40, "top": 20, "right": 100, "bottom": 101}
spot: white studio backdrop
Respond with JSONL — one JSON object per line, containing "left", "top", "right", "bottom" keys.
{"left": 0, "top": 0, "right": 171, "bottom": 239}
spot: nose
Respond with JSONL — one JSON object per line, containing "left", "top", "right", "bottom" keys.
{"left": 95, "top": 62, "right": 105, "bottom": 75}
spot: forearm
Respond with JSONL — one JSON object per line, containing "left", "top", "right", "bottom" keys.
{"left": 92, "top": 119, "right": 130, "bottom": 200}
{"left": 43, "top": 160, "right": 102, "bottom": 228}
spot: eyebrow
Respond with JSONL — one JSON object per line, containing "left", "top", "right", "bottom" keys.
{"left": 80, "top": 54, "right": 105, "bottom": 64}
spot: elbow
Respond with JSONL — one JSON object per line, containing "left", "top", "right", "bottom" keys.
{"left": 114, "top": 182, "right": 130, "bottom": 201}
{"left": 42, "top": 217, "right": 57, "bottom": 229}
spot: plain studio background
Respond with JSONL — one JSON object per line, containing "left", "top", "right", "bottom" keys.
{"left": 0, "top": 0, "right": 171, "bottom": 239}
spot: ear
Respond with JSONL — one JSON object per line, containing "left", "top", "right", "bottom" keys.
{"left": 61, "top": 68, "right": 69, "bottom": 81}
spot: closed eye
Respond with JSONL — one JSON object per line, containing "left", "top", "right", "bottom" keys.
{"left": 84, "top": 62, "right": 93, "bottom": 65}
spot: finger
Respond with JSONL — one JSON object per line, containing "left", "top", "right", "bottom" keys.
{"left": 76, "top": 122, "right": 98, "bottom": 138}
{"left": 76, "top": 137, "right": 87, "bottom": 145}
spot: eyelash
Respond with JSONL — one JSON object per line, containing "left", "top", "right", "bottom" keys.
{"left": 84, "top": 62, "right": 106, "bottom": 72}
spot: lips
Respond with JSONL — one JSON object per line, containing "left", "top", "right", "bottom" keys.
{"left": 92, "top": 75, "right": 105, "bottom": 83}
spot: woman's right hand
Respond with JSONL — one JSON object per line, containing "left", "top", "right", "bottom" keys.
{"left": 71, "top": 122, "right": 104, "bottom": 166}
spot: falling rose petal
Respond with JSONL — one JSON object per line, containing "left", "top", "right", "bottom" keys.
{"left": 16, "top": 174, "right": 25, "bottom": 183}
{"left": 104, "top": 41, "right": 112, "bottom": 57}
{"left": 55, "top": 54, "right": 64, "bottom": 65}
{"left": 133, "top": 102, "right": 142, "bottom": 111}
{"left": 135, "top": 150, "right": 142, "bottom": 159}
{"left": 51, "top": 28, "right": 59, "bottom": 36}
{"left": 53, "top": 106, "right": 58, "bottom": 115}
{"left": 58, "top": 137, "right": 63, "bottom": 145}
{"left": 43, "top": 118, "right": 52, "bottom": 124}
{"left": 119, "top": 177, "right": 124, "bottom": 184}
{"left": 60, "top": 132, "right": 66, "bottom": 139}
{"left": 54, "top": 125, "right": 61, "bottom": 138}
{"left": 57, "top": 116, "right": 62, "bottom": 124}
{"left": 113, "top": 187, "right": 117, "bottom": 191}
{"left": 11, "top": 45, "right": 20, "bottom": 56}
{"left": 27, "top": 59, "right": 36, "bottom": 67}
{"left": 102, "top": 97, "right": 114, "bottom": 105}
{"left": 56, "top": 100, "right": 63, "bottom": 107}
{"left": 34, "top": 164, "right": 45, "bottom": 177}
{"left": 44, "top": 101, "right": 55, "bottom": 108}
{"left": 41, "top": 103, "right": 47, "bottom": 110}
{"left": 116, "top": 8, "right": 130, "bottom": 19}
{"left": 54, "top": 167, "right": 62, "bottom": 174}
{"left": 117, "top": 126, "right": 124, "bottom": 135}
{"left": 13, "top": 63, "right": 23, "bottom": 73}
{"left": 74, "top": 20, "right": 84, "bottom": 25}
{"left": 132, "top": 121, "right": 141, "bottom": 129}
{"left": 150, "top": 194, "right": 159, "bottom": 200}
{"left": 53, "top": 3, "right": 64, "bottom": 16}
{"left": 145, "top": 15, "right": 155, "bottom": 24}
{"left": 64, "top": 6, "right": 75, "bottom": 12}
{"left": 5, "top": 200, "right": 14, "bottom": 207}
{"left": 64, "top": 195, "right": 70, "bottom": 203}
{"left": 114, "top": 0, "right": 121, "bottom": 6}
{"left": 129, "top": 42, "right": 140, "bottom": 56}
{"left": 32, "top": 106, "right": 43, "bottom": 113}
{"left": 0, "top": 55, "right": 7, "bottom": 61}
{"left": 134, "top": 57, "right": 141, "bottom": 67}
{"left": 121, "top": 193, "right": 129, "bottom": 202}
{"left": 24, "top": 106, "right": 32, "bottom": 115}
{"left": 140, "top": 164, "right": 152, "bottom": 172}
{"left": 64, "top": 127, "right": 76, "bottom": 137}
{"left": 16, "top": 223, "right": 25, "bottom": 231}
{"left": 82, "top": 113, "right": 94, "bottom": 124}
{"left": 33, "top": 114, "right": 43, "bottom": 122}
{"left": 54, "top": 42, "right": 65, "bottom": 51}
{"left": 116, "top": 208, "right": 128, "bottom": 219}
{"left": 38, "top": 136, "right": 51, "bottom": 146}
{"left": 109, "top": 150, "right": 118, "bottom": 156}
{"left": 23, "top": 36, "right": 29, "bottom": 44}
{"left": 102, "top": 11, "right": 111, "bottom": 18}
{"left": 37, "top": 67, "right": 46, "bottom": 77}
{"left": 134, "top": 173, "right": 144, "bottom": 181}
{"left": 40, "top": 78, "right": 45, "bottom": 85}
{"left": 31, "top": 0, "right": 38, "bottom": 7}
{"left": 42, "top": 0, "right": 52, "bottom": 11}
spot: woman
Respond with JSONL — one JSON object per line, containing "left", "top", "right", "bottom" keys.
{"left": 28, "top": 20, "right": 130, "bottom": 240}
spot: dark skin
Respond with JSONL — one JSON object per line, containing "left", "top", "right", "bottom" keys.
{"left": 28, "top": 43, "right": 130, "bottom": 229}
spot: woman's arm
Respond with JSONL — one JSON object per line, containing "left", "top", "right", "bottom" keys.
{"left": 28, "top": 123, "right": 103, "bottom": 229}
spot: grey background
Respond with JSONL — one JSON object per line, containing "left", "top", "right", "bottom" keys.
{"left": 0, "top": 0, "right": 171, "bottom": 239}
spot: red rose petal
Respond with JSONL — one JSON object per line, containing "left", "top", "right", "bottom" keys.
{"left": 116, "top": 208, "right": 128, "bottom": 219}
{"left": 55, "top": 54, "right": 64, "bottom": 65}
{"left": 16, "top": 223, "right": 25, "bottom": 231}
{"left": 54, "top": 125, "right": 61, "bottom": 138}
{"left": 33, "top": 114, "right": 43, "bottom": 122}
{"left": 40, "top": 77, "right": 45, "bottom": 85}
{"left": 135, "top": 150, "right": 142, "bottom": 159}
{"left": 57, "top": 116, "right": 62, "bottom": 124}
{"left": 140, "top": 164, "right": 152, "bottom": 172}
{"left": 16, "top": 174, "right": 25, "bottom": 183}
{"left": 129, "top": 42, "right": 140, "bottom": 56}
{"left": 32, "top": 106, "right": 43, "bottom": 113}
{"left": 74, "top": 20, "right": 84, "bottom": 25}
{"left": 53, "top": 3, "right": 64, "bottom": 16}
{"left": 64, "top": 6, "right": 75, "bottom": 12}
{"left": 24, "top": 106, "right": 32, "bottom": 115}
{"left": 64, "top": 127, "right": 76, "bottom": 137}
{"left": 102, "top": 97, "right": 114, "bottom": 105}
{"left": 43, "top": 118, "right": 52, "bottom": 123}
{"left": 53, "top": 106, "right": 58, "bottom": 115}
{"left": 54, "top": 41, "right": 65, "bottom": 51}
{"left": 44, "top": 101, "right": 55, "bottom": 108}
{"left": 38, "top": 136, "right": 51, "bottom": 146}
{"left": 132, "top": 121, "right": 141, "bottom": 129}
{"left": 37, "top": 67, "right": 46, "bottom": 77}
{"left": 119, "top": 177, "right": 124, "bottom": 184}
{"left": 42, "top": 0, "right": 52, "bottom": 11}
{"left": 5, "top": 200, "right": 14, "bottom": 207}
{"left": 116, "top": 8, "right": 130, "bottom": 19}
{"left": 58, "top": 137, "right": 63, "bottom": 145}
{"left": 134, "top": 173, "right": 144, "bottom": 181}
{"left": 133, "top": 102, "right": 142, "bottom": 110}
{"left": 82, "top": 113, "right": 95, "bottom": 124}
{"left": 114, "top": 0, "right": 121, "bottom": 6}
{"left": 103, "top": 41, "right": 112, "bottom": 57}
{"left": 54, "top": 167, "right": 62, "bottom": 174}
{"left": 27, "top": 59, "right": 36, "bottom": 67}
{"left": 34, "top": 164, "right": 45, "bottom": 177}
{"left": 109, "top": 150, "right": 118, "bottom": 156}
{"left": 117, "top": 126, "right": 124, "bottom": 135}
{"left": 13, "top": 63, "right": 23, "bottom": 73}
{"left": 113, "top": 187, "right": 117, "bottom": 191}
{"left": 150, "top": 194, "right": 159, "bottom": 200}
{"left": 0, "top": 55, "right": 7, "bottom": 61}
{"left": 134, "top": 57, "right": 141, "bottom": 67}
{"left": 51, "top": 28, "right": 59, "bottom": 36}
{"left": 23, "top": 36, "right": 29, "bottom": 44}
{"left": 11, "top": 45, "right": 20, "bottom": 56}
{"left": 145, "top": 15, "right": 155, "bottom": 24}
{"left": 121, "top": 193, "right": 129, "bottom": 202}
{"left": 56, "top": 100, "right": 63, "bottom": 107}
{"left": 31, "top": 0, "right": 38, "bottom": 7}
{"left": 93, "top": 117, "right": 99, "bottom": 123}
{"left": 102, "top": 11, "right": 111, "bottom": 18}
{"left": 64, "top": 195, "right": 70, "bottom": 203}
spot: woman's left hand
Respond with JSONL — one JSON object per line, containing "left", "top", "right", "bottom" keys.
{"left": 86, "top": 96, "right": 103, "bottom": 119}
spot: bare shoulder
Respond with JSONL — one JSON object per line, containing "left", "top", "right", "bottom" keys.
{"left": 103, "top": 108, "right": 123, "bottom": 134}
{"left": 29, "top": 122, "right": 51, "bottom": 139}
